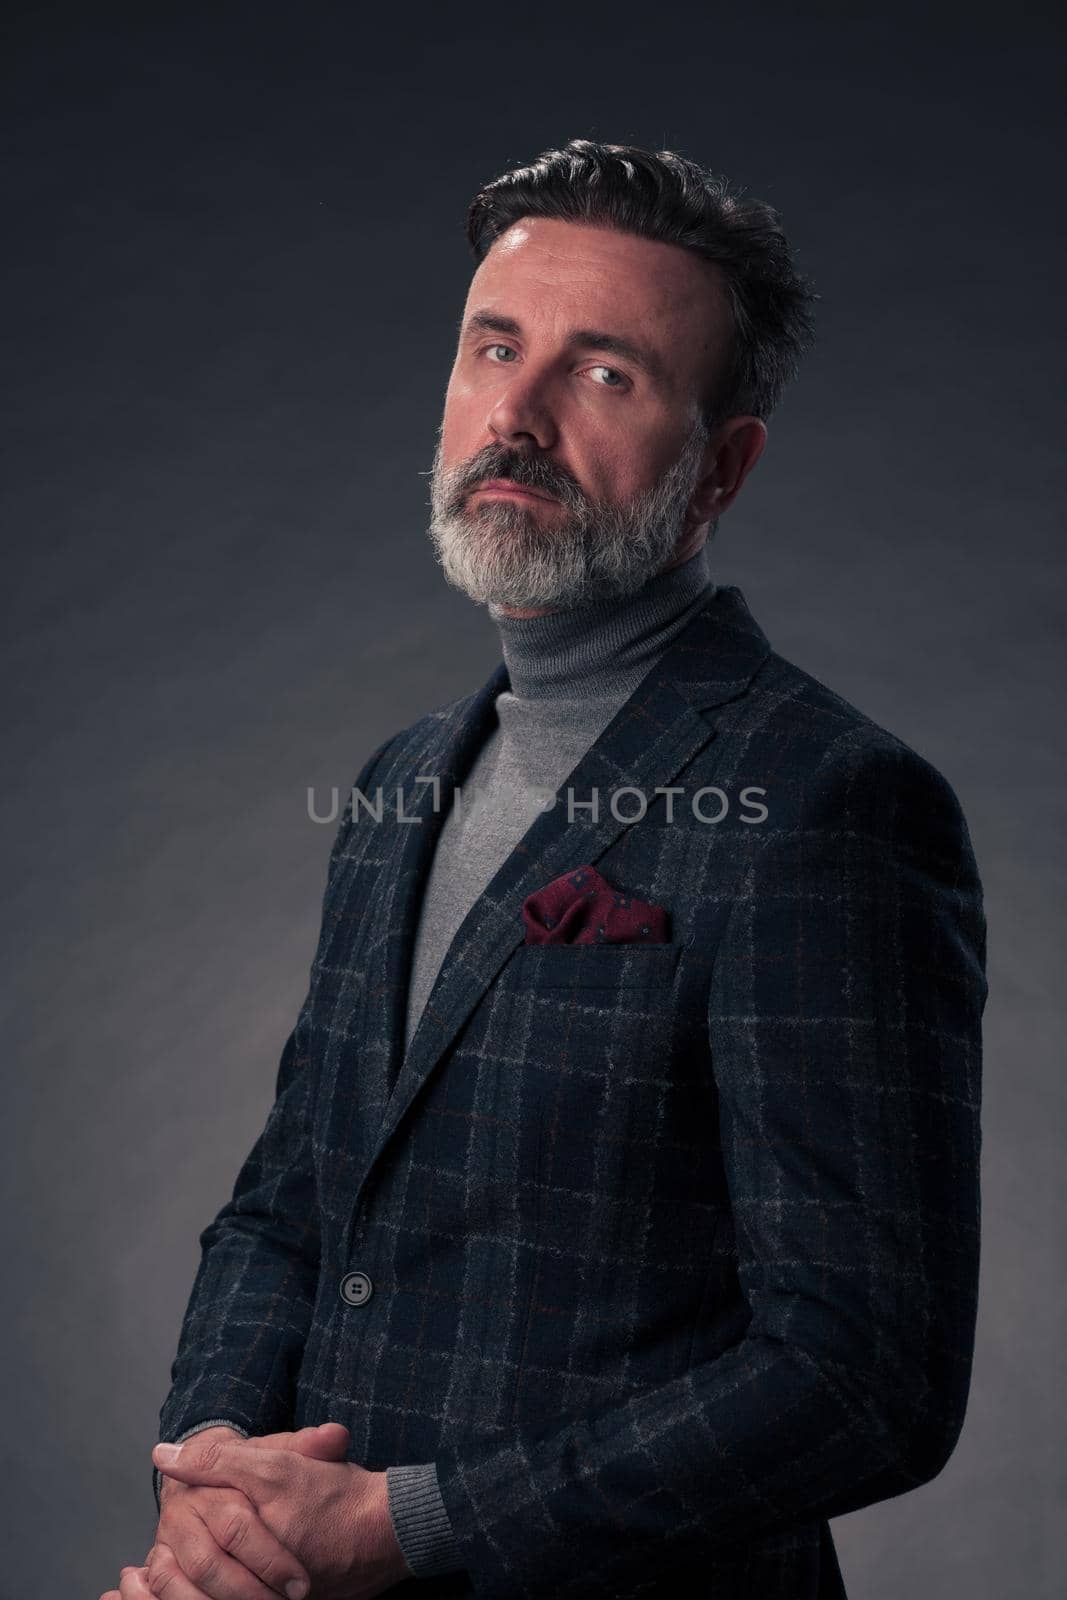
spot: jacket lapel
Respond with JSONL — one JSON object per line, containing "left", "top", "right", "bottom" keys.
{"left": 353, "top": 584, "right": 772, "bottom": 1212}
{"left": 372, "top": 657, "right": 510, "bottom": 1101}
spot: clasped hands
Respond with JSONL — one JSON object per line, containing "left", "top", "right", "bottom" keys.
{"left": 98, "top": 1422, "right": 413, "bottom": 1600}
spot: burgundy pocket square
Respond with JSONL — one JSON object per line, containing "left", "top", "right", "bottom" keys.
{"left": 521, "top": 864, "right": 670, "bottom": 945}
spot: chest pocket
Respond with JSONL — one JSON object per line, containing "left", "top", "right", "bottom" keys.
{"left": 505, "top": 940, "right": 680, "bottom": 990}
{"left": 496, "top": 939, "right": 684, "bottom": 1132}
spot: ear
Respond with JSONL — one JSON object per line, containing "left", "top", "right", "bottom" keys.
{"left": 690, "top": 416, "right": 767, "bottom": 524}
{"left": 684, "top": 432, "right": 724, "bottom": 529}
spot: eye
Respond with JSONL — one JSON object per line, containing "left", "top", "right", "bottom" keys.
{"left": 478, "top": 345, "right": 630, "bottom": 392}
{"left": 587, "top": 364, "right": 629, "bottom": 390}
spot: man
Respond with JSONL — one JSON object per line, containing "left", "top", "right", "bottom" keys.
{"left": 104, "top": 138, "right": 985, "bottom": 1600}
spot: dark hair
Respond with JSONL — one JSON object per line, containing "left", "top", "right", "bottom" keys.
{"left": 466, "top": 138, "right": 818, "bottom": 427}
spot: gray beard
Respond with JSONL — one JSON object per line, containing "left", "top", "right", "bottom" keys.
{"left": 425, "top": 420, "right": 710, "bottom": 610}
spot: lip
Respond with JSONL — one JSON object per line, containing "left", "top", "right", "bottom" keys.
{"left": 472, "top": 479, "right": 557, "bottom": 503}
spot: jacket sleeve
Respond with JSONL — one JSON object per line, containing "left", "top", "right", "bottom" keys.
{"left": 431, "top": 738, "right": 987, "bottom": 1598}
{"left": 153, "top": 733, "right": 398, "bottom": 1497}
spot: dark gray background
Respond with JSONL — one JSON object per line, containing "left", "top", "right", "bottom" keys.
{"left": 3, "top": 2, "right": 1063, "bottom": 1596}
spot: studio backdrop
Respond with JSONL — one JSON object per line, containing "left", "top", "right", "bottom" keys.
{"left": 2, "top": 3, "right": 1063, "bottom": 1598}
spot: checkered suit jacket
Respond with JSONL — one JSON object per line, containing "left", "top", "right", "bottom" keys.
{"left": 156, "top": 585, "right": 986, "bottom": 1599}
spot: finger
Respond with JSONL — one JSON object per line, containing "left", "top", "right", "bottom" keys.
{"left": 150, "top": 1529, "right": 300, "bottom": 1600}
{"left": 160, "top": 1495, "right": 309, "bottom": 1600}
{"left": 153, "top": 1437, "right": 283, "bottom": 1500}
{"left": 116, "top": 1566, "right": 153, "bottom": 1598}
{"left": 100, "top": 1563, "right": 148, "bottom": 1600}
{"left": 198, "top": 1490, "right": 314, "bottom": 1598}
{"left": 301, "top": 1420, "right": 349, "bottom": 1456}
{"left": 248, "top": 1422, "right": 350, "bottom": 1461}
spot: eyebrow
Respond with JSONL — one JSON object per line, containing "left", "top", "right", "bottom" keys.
{"left": 460, "top": 309, "right": 668, "bottom": 388}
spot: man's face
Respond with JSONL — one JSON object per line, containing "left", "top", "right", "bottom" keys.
{"left": 427, "top": 217, "right": 733, "bottom": 611}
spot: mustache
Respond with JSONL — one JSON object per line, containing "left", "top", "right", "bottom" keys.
{"left": 451, "top": 445, "right": 587, "bottom": 507}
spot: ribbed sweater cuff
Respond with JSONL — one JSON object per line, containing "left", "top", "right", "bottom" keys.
{"left": 152, "top": 1417, "right": 250, "bottom": 1513}
{"left": 386, "top": 1461, "right": 466, "bottom": 1578}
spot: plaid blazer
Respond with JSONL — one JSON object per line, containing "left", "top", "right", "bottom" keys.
{"left": 156, "top": 585, "right": 986, "bottom": 1599}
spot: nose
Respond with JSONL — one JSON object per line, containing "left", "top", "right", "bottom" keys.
{"left": 486, "top": 367, "right": 558, "bottom": 452}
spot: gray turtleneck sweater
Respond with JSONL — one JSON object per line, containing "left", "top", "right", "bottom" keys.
{"left": 155, "top": 548, "right": 717, "bottom": 1574}
{"left": 383, "top": 544, "right": 716, "bottom": 1578}
{"left": 402, "top": 545, "right": 715, "bottom": 1051}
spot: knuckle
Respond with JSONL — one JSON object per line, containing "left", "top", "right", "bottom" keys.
{"left": 195, "top": 1437, "right": 225, "bottom": 1471}
{"left": 146, "top": 1545, "right": 183, "bottom": 1596}
{"left": 213, "top": 1506, "right": 251, "bottom": 1552}
{"left": 146, "top": 1555, "right": 178, "bottom": 1597}
{"left": 182, "top": 1547, "right": 224, "bottom": 1589}
{"left": 255, "top": 1552, "right": 288, "bottom": 1588}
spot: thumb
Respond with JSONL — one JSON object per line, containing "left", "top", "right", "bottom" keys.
{"left": 152, "top": 1436, "right": 263, "bottom": 1492}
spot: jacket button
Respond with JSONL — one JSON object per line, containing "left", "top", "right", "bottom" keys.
{"left": 339, "top": 1270, "right": 373, "bottom": 1306}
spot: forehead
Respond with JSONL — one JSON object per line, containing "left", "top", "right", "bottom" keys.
{"left": 464, "top": 216, "right": 729, "bottom": 379}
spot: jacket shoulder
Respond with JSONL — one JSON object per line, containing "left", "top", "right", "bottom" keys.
{"left": 373, "top": 684, "right": 484, "bottom": 764}
{"left": 348, "top": 678, "right": 487, "bottom": 785}
{"left": 730, "top": 647, "right": 982, "bottom": 886}
{"left": 749, "top": 646, "right": 964, "bottom": 807}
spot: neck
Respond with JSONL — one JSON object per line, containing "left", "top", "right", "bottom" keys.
{"left": 488, "top": 544, "right": 714, "bottom": 702}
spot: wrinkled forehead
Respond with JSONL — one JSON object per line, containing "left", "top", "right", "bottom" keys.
{"left": 464, "top": 217, "right": 731, "bottom": 393}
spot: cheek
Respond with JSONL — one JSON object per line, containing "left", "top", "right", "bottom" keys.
{"left": 441, "top": 372, "right": 486, "bottom": 441}
{"left": 439, "top": 392, "right": 477, "bottom": 464}
{"left": 444, "top": 368, "right": 473, "bottom": 408}
{"left": 602, "top": 421, "right": 687, "bottom": 503}
{"left": 579, "top": 435, "right": 642, "bottom": 502}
